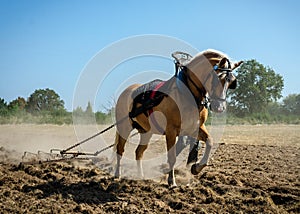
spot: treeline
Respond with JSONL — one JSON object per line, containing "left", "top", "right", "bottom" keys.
{"left": 0, "top": 88, "right": 113, "bottom": 125}
{"left": 1, "top": 60, "right": 300, "bottom": 125}
{"left": 1, "top": 90, "right": 299, "bottom": 125}
{"left": 227, "top": 93, "right": 300, "bottom": 124}
{"left": 227, "top": 59, "right": 300, "bottom": 124}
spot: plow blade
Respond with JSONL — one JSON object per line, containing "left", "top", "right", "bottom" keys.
{"left": 21, "top": 149, "right": 92, "bottom": 164}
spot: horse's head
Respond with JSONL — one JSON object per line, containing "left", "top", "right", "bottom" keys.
{"left": 185, "top": 50, "right": 243, "bottom": 113}
{"left": 209, "top": 57, "right": 243, "bottom": 112}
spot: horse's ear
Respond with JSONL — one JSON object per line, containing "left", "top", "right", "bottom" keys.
{"left": 219, "top": 57, "right": 228, "bottom": 67}
{"left": 231, "top": 61, "right": 243, "bottom": 70}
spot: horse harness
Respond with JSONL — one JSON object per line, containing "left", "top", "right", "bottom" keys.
{"left": 128, "top": 52, "right": 235, "bottom": 131}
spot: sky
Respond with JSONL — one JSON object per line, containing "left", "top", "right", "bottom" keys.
{"left": 0, "top": 0, "right": 299, "bottom": 111}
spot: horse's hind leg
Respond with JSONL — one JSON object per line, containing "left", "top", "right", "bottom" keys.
{"left": 165, "top": 130, "right": 177, "bottom": 187}
{"left": 114, "top": 83, "right": 139, "bottom": 178}
{"left": 135, "top": 132, "right": 152, "bottom": 178}
{"left": 115, "top": 130, "right": 131, "bottom": 178}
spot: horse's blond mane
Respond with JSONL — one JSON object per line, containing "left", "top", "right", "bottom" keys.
{"left": 198, "top": 49, "right": 229, "bottom": 61}
{"left": 185, "top": 49, "right": 231, "bottom": 68}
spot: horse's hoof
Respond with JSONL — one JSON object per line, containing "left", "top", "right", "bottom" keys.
{"left": 191, "top": 164, "right": 198, "bottom": 175}
{"left": 191, "top": 163, "right": 207, "bottom": 175}
{"left": 168, "top": 181, "right": 177, "bottom": 188}
{"left": 169, "top": 184, "right": 177, "bottom": 189}
{"left": 136, "top": 172, "right": 145, "bottom": 179}
{"left": 168, "top": 177, "right": 177, "bottom": 188}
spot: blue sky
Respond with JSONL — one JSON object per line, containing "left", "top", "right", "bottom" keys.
{"left": 0, "top": 0, "right": 299, "bottom": 111}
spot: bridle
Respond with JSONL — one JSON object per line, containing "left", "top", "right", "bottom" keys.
{"left": 180, "top": 58, "right": 235, "bottom": 109}
{"left": 209, "top": 58, "right": 236, "bottom": 102}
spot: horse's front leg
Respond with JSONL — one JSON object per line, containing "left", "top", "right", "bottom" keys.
{"left": 191, "top": 126, "right": 212, "bottom": 175}
{"left": 135, "top": 132, "right": 152, "bottom": 178}
{"left": 165, "top": 130, "right": 177, "bottom": 187}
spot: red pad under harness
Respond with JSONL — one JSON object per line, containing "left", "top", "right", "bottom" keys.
{"left": 148, "top": 81, "right": 166, "bottom": 134}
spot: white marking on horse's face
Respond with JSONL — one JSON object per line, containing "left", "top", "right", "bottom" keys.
{"left": 210, "top": 100, "right": 226, "bottom": 113}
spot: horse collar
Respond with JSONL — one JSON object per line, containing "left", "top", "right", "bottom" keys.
{"left": 176, "top": 68, "right": 208, "bottom": 109}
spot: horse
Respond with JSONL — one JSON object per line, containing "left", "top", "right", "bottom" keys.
{"left": 114, "top": 49, "right": 243, "bottom": 186}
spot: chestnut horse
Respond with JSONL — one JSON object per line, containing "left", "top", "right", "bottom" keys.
{"left": 114, "top": 49, "right": 243, "bottom": 186}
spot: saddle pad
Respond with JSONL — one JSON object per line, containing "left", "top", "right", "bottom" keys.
{"left": 129, "top": 79, "right": 167, "bottom": 120}
{"left": 132, "top": 79, "right": 164, "bottom": 103}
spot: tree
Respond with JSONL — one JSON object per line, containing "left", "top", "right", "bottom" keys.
{"left": 85, "top": 101, "right": 93, "bottom": 115}
{"left": 0, "top": 98, "right": 8, "bottom": 116}
{"left": 84, "top": 101, "right": 94, "bottom": 122}
{"left": 73, "top": 106, "right": 84, "bottom": 117}
{"left": 26, "top": 88, "right": 65, "bottom": 114}
{"left": 282, "top": 94, "right": 300, "bottom": 115}
{"left": 95, "top": 111, "right": 107, "bottom": 124}
{"left": 228, "top": 60, "right": 284, "bottom": 116}
{"left": 8, "top": 97, "right": 26, "bottom": 110}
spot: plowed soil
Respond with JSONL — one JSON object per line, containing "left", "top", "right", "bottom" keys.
{"left": 0, "top": 124, "right": 299, "bottom": 213}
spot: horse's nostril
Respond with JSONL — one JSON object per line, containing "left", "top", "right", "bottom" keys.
{"left": 210, "top": 101, "right": 226, "bottom": 113}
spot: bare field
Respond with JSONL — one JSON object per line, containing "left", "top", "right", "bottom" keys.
{"left": 222, "top": 124, "right": 300, "bottom": 146}
{"left": 0, "top": 124, "right": 299, "bottom": 213}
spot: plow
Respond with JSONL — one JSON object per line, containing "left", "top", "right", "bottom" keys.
{"left": 21, "top": 124, "right": 117, "bottom": 165}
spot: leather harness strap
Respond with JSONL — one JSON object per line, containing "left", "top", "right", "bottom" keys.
{"left": 148, "top": 81, "right": 166, "bottom": 134}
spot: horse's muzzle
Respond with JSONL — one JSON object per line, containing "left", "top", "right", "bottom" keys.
{"left": 210, "top": 100, "right": 226, "bottom": 113}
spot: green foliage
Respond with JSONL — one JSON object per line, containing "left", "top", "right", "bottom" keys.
{"left": 73, "top": 101, "right": 115, "bottom": 124}
{"left": 72, "top": 102, "right": 94, "bottom": 124}
{"left": 0, "top": 89, "right": 110, "bottom": 124}
{"left": 8, "top": 97, "right": 26, "bottom": 110}
{"left": 227, "top": 96, "right": 300, "bottom": 124}
{"left": 0, "top": 98, "right": 9, "bottom": 116}
{"left": 282, "top": 94, "right": 300, "bottom": 115}
{"left": 224, "top": 59, "right": 300, "bottom": 124}
{"left": 73, "top": 106, "right": 84, "bottom": 117}
{"left": 95, "top": 109, "right": 114, "bottom": 124}
{"left": 95, "top": 111, "right": 107, "bottom": 124}
{"left": 85, "top": 101, "right": 93, "bottom": 115}
{"left": 49, "top": 109, "right": 73, "bottom": 124}
{"left": 7, "top": 97, "right": 26, "bottom": 116}
{"left": 26, "top": 88, "right": 65, "bottom": 114}
{"left": 228, "top": 59, "right": 284, "bottom": 116}
{"left": 84, "top": 101, "right": 94, "bottom": 122}
{"left": 0, "top": 88, "right": 70, "bottom": 124}
{"left": 72, "top": 102, "right": 113, "bottom": 124}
